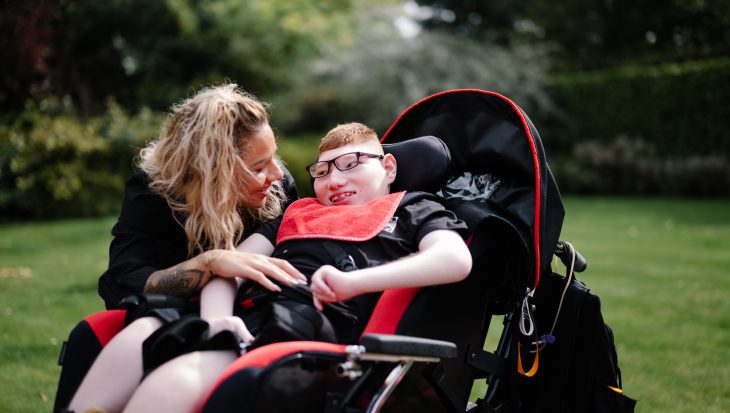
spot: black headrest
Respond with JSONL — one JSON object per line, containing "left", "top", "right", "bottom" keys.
{"left": 383, "top": 136, "right": 453, "bottom": 193}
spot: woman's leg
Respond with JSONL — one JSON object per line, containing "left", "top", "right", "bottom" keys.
{"left": 68, "top": 316, "right": 163, "bottom": 413}
{"left": 122, "top": 350, "right": 238, "bottom": 413}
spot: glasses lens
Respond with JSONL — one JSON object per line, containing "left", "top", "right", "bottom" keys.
{"left": 334, "top": 153, "right": 360, "bottom": 171}
{"left": 309, "top": 162, "right": 330, "bottom": 178}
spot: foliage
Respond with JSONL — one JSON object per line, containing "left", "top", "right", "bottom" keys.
{"left": 0, "top": 100, "right": 319, "bottom": 221}
{"left": 0, "top": 100, "right": 162, "bottom": 220}
{"left": 541, "top": 58, "right": 730, "bottom": 157}
{"left": 273, "top": 4, "right": 555, "bottom": 134}
{"left": 0, "top": 0, "right": 59, "bottom": 112}
{"left": 1, "top": 0, "right": 351, "bottom": 115}
{"left": 413, "top": 0, "right": 730, "bottom": 70}
{"left": 551, "top": 137, "right": 730, "bottom": 197}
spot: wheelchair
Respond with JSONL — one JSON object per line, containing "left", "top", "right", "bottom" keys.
{"left": 55, "top": 89, "right": 603, "bottom": 413}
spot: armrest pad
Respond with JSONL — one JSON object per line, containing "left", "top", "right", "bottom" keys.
{"left": 360, "top": 334, "right": 457, "bottom": 359}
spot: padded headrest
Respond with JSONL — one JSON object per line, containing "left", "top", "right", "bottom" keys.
{"left": 383, "top": 136, "right": 453, "bottom": 193}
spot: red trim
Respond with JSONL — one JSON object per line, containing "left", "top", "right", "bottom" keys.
{"left": 381, "top": 89, "right": 542, "bottom": 289}
{"left": 198, "top": 341, "right": 347, "bottom": 412}
{"left": 241, "top": 298, "right": 255, "bottom": 310}
{"left": 361, "top": 288, "right": 420, "bottom": 335}
{"left": 84, "top": 310, "right": 126, "bottom": 347}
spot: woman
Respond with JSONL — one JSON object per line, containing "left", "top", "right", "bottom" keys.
{"left": 67, "top": 84, "right": 305, "bottom": 413}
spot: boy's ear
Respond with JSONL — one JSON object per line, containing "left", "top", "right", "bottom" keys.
{"left": 383, "top": 153, "right": 397, "bottom": 185}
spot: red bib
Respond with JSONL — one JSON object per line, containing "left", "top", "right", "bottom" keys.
{"left": 276, "top": 191, "right": 405, "bottom": 245}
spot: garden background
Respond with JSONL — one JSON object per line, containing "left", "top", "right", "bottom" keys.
{"left": 1, "top": 1, "right": 729, "bottom": 412}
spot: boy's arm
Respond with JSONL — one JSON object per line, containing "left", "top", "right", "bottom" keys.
{"left": 200, "top": 234, "right": 277, "bottom": 341}
{"left": 311, "top": 229, "right": 472, "bottom": 309}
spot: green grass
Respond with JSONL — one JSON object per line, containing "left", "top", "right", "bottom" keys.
{"left": 1, "top": 198, "right": 729, "bottom": 413}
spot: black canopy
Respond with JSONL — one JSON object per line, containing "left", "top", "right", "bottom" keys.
{"left": 381, "top": 89, "right": 564, "bottom": 292}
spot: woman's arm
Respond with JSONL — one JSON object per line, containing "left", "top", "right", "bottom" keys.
{"left": 144, "top": 234, "right": 302, "bottom": 298}
{"left": 198, "top": 233, "right": 278, "bottom": 318}
{"left": 310, "top": 229, "right": 472, "bottom": 309}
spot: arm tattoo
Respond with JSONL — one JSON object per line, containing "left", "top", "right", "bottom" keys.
{"left": 144, "top": 267, "right": 210, "bottom": 297}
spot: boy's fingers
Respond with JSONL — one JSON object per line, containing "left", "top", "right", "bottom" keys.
{"left": 239, "top": 323, "right": 254, "bottom": 343}
{"left": 313, "top": 296, "right": 324, "bottom": 311}
{"left": 311, "top": 275, "right": 336, "bottom": 301}
{"left": 229, "top": 317, "right": 254, "bottom": 343}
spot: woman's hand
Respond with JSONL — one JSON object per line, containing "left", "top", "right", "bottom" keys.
{"left": 310, "top": 265, "right": 361, "bottom": 311}
{"left": 205, "top": 249, "right": 306, "bottom": 292}
{"left": 206, "top": 315, "right": 254, "bottom": 343}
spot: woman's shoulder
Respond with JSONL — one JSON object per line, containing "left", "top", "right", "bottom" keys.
{"left": 118, "top": 170, "right": 180, "bottom": 231}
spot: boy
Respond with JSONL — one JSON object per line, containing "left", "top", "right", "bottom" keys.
{"left": 200, "top": 122, "right": 472, "bottom": 346}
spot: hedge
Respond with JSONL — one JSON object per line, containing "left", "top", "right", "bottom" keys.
{"left": 543, "top": 58, "right": 730, "bottom": 157}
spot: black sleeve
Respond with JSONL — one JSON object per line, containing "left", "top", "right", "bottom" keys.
{"left": 401, "top": 193, "right": 470, "bottom": 246}
{"left": 254, "top": 215, "right": 282, "bottom": 245}
{"left": 98, "top": 172, "right": 188, "bottom": 309}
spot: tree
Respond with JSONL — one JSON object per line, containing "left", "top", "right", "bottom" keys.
{"left": 0, "top": 0, "right": 61, "bottom": 112}
{"left": 2, "top": 0, "right": 351, "bottom": 115}
{"left": 413, "top": 0, "right": 730, "bottom": 70}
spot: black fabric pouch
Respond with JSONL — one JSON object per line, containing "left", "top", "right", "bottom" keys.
{"left": 250, "top": 300, "right": 338, "bottom": 349}
{"left": 141, "top": 317, "right": 241, "bottom": 376}
{"left": 120, "top": 293, "right": 199, "bottom": 325}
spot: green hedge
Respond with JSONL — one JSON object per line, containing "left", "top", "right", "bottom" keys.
{"left": 544, "top": 58, "right": 730, "bottom": 157}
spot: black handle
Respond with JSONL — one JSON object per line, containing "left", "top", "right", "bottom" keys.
{"left": 555, "top": 241, "right": 587, "bottom": 273}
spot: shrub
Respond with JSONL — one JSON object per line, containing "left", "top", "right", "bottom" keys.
{"left": 0, "top": 99, "right": 162, "bottom": 220}
{"left": 552, "top": 137, "right": 730, "bottom": 197}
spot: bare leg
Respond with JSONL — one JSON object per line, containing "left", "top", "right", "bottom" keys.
{"left": 68, "top": 317, "right": 163, "bottom": 413}
{"left": 122, "top": 350, "right": 238, "bottom": 413}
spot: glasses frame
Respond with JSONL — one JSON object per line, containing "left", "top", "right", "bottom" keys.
{"left": 306, "top": 151, "right": 385, "bottom": 179}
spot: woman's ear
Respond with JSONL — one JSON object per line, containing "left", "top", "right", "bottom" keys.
{"left": 383, "top": 153, "right": 397, "bottom": 185}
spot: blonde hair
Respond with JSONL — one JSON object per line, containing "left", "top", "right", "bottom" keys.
{"left": 139, "top": 84, "right": 285, "bottom": 255}
{"left": 319, "top": 122, "right": 381, "bottom": 154}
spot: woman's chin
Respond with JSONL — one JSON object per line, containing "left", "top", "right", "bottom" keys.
{"left": 238, "top": 195, "right": 267, "bottom": 209}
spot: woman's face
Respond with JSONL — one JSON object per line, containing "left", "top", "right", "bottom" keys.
{"left": 239, "top": 124, "right": 283, "bottom": 209}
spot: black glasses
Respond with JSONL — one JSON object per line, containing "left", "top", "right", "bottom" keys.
{"left": 306, "top": 152, "right": 384, "bottom": 178}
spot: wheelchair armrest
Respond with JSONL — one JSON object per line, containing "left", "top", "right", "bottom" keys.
{"left": 360, "top": 333, "right": 457, "bottom": 360}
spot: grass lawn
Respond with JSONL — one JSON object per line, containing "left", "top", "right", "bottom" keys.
{"left": 1, "top": 197, "right": 729, "bottom": 412}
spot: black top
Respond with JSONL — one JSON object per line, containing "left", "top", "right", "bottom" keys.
{"left": 98, "top": 168, "right": 298, "bottom": 309}
{"left": 249, "top": 191, "right": 469, "bottom": 342}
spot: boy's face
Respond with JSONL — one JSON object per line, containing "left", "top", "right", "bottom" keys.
{"left": 313, "top": 142, "right": 397, "bottom": 206}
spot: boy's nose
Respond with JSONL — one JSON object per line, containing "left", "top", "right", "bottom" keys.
{"left": 326, "top": 167, "right": 347, "bottom": 188}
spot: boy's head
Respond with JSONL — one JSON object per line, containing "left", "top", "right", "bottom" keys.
{"left": 309, "top": 122, "right": 397, "bottom": 206}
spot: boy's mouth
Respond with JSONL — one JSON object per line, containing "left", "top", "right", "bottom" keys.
{"left": 330, "top": 192, "right": 355, "bottom": 203}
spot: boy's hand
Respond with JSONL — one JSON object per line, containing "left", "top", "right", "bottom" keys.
{"left": 206, "top": 316, "right": 255, "bottom": 343}
{"left": 310, "top": 265, "right": 359, "bottom": 311}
